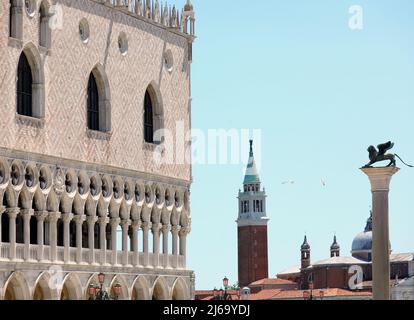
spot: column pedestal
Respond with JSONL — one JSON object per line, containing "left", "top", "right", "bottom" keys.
{"left": 361, "top": 166, "right": 399, "bottom": 300}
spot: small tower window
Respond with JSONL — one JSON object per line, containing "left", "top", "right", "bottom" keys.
{"left": 17, "top": 53, "right": 33, "bottom": 117}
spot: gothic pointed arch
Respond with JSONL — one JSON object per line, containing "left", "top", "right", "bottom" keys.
{"left": 60, "top": 273, "right": 83, "bottom": 300}
{"left": 151, "top": 276, "right": 169, "bottom": 300}
{"left": 3, "top": 271, "right": 31, "bottom": 300}
{"left": 87, "top": 64, "right": 111, "bottom": 132}
{"left": 16, "top": 44, "right": 45, "bottom": 119}
{"left": 33, "top": 271, "right": 59, "bottom": 300}
{"left": 131, "top": 276, "right": 150, "bottom": 300}
{"left": 172, "top": 277, "right": 189, "bottom": 300}
{"left": 109, "top": 275, "right": 129, "bottom": 300}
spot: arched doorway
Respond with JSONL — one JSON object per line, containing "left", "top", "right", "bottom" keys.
{"left": 3, "top": 272, "right": 30, "bottom": 300}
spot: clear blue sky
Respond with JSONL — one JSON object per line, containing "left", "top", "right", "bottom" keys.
{"left": 180, "top": 0, "right": 414, "bottom": 290}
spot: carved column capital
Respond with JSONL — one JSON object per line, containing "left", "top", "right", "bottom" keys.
{"left": 87, "top": 215, "right": 98, "bottom": 225}
{"left": 162, "top": 224, "right": 171, "bottom": 234}
{"left": 141, "top": 221, "right": 151, "bottom": 231}
{"left": 73, "top": 214, "right": 86, "bottom": 225}
{"left": 0, "top": 206, "right": 5, "bottom": 215}
{"left": 6, "top": 208, "right": 20, "bottom": 219}
{"left": 179, "top": 227, "right": 190, "bottom": 237}
{"left": 151, "top": 222, "right": 162, "bottom": 233}
{"left": 131, "top": 220, "right": 141, "bottom": 230}
{"left": 20, "top": 208, "right": 34, "bottom": 216}
{"left": 35, "top": 210, "right": 49, "bottom": 222}
{"left": 47, "top": 212, "right": 61, "bottom": 223}
{"left": 61, "top": 213, "right": 74, "bottom": 223}
{"left": 121, "top": 219, "right": 131, "bottom": 228}
{"left": 171, "top": 225, "right": 181, "bottom": 234}
{"left": 110, "top": 217, "right": 121, "bottom": 227}
{"left": 98, "top": 216, "right": 109, "bottom": 225}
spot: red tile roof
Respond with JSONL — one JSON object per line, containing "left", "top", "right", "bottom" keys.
{"left": 196, "top": 288, "right": 372, "bottom": 300}
{"left": 249, "top": 278, "right": 297, "bottom": 286}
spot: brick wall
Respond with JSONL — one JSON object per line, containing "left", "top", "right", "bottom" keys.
{"left": 238, "top": 225, "right": 268, "bottom": 287}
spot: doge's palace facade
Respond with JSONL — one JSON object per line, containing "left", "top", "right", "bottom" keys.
{"left": 0, "top": 0, "right": 196, "bottom": 300}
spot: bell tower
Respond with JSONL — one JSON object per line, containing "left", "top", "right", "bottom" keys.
{"left": 237, "top": 140, "right": 269, "bottom": 288}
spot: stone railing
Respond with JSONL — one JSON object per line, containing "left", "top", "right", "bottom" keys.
{"left": 0, "top": 243, "right": 186, "bottom": 270}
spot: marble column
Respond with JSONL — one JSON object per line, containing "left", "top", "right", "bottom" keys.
{"left": 131, "top": 221, "right": 141, "bottom": 266}
{"left": 162, "top": 224, "right": 171, "bottom": 268}
{"left": 98, "top": 217, "right": 109, "bottom": 265}
{"left": 110, "top": 218, "right": 120, "bottom": 265}
{"left": 141, "top": 221, "right": 151, "bottom": 267}
{"left": 121, "top": 219, "right": 130, "bottom": 266}
{"left": 0, "top": 206, "right": 5, "bottom": 245}
{"left": 361, "top": 166, "right": 399, "bottom": 300}
{"left": 61, "top": 213, "right": 73, "bottom": 263}
{"left": 21, "top": 209, "right": 34, "bottom": 261}
{"left": 171, "top": 225, "right": 180, "bottom": 269}
{"left": 152, "top": 223, "right": 162, "bottom": 268}
{"left": 73, "top": 215, "right": 85, "bottom": 264}
{"left": 87, "top": 216, "right": 98, "bottom": 264}
{"left": 48, "top": 212, "right": 61, "bottom": 262}
{"left": 179, "top": 227, "right": 188, "bottom": 269}
{"left": 7, "top": 208, "right": 19, "bottom": 261}
{"left": 35, "top": 211, "right": 48, "bottom": 262}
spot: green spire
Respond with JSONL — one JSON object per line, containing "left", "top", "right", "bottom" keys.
{"left": 243, "top": 140, "right": 261, "bottom": 185}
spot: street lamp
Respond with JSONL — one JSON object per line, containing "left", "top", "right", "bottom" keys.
{"left": 88, "top": 273, "right": 122, "bottom": 300}
{"left": 222, "top": 276, "right": 230, "bottom": 300}
{"left": 212, "top": 277, "right": 232, "bottom": 300}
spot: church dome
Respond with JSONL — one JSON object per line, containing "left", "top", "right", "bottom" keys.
{"left": 351, "top": 230, "right": 372, "bottom": 252}
{"left": 351, "top": 212, "right": 373, "bottom": 261}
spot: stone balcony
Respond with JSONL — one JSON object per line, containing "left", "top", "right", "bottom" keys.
{"left": 0, "top": 243, "right": 186, "bottom": 270}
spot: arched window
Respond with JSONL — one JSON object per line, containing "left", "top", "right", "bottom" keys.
{"left": 17, "top": 53, "right": 33, "bottom": 117}
{"left": 87, "top": 73, "right": 100, "bottom": 131}
{"left": 86, "top": 66, "right": 111, "bottom": 133}
{"left": 144, "top": 90, "right": 154, "bottom": 143}
{"left": 39, "top": 2, "right": 51, "bottom": 49}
